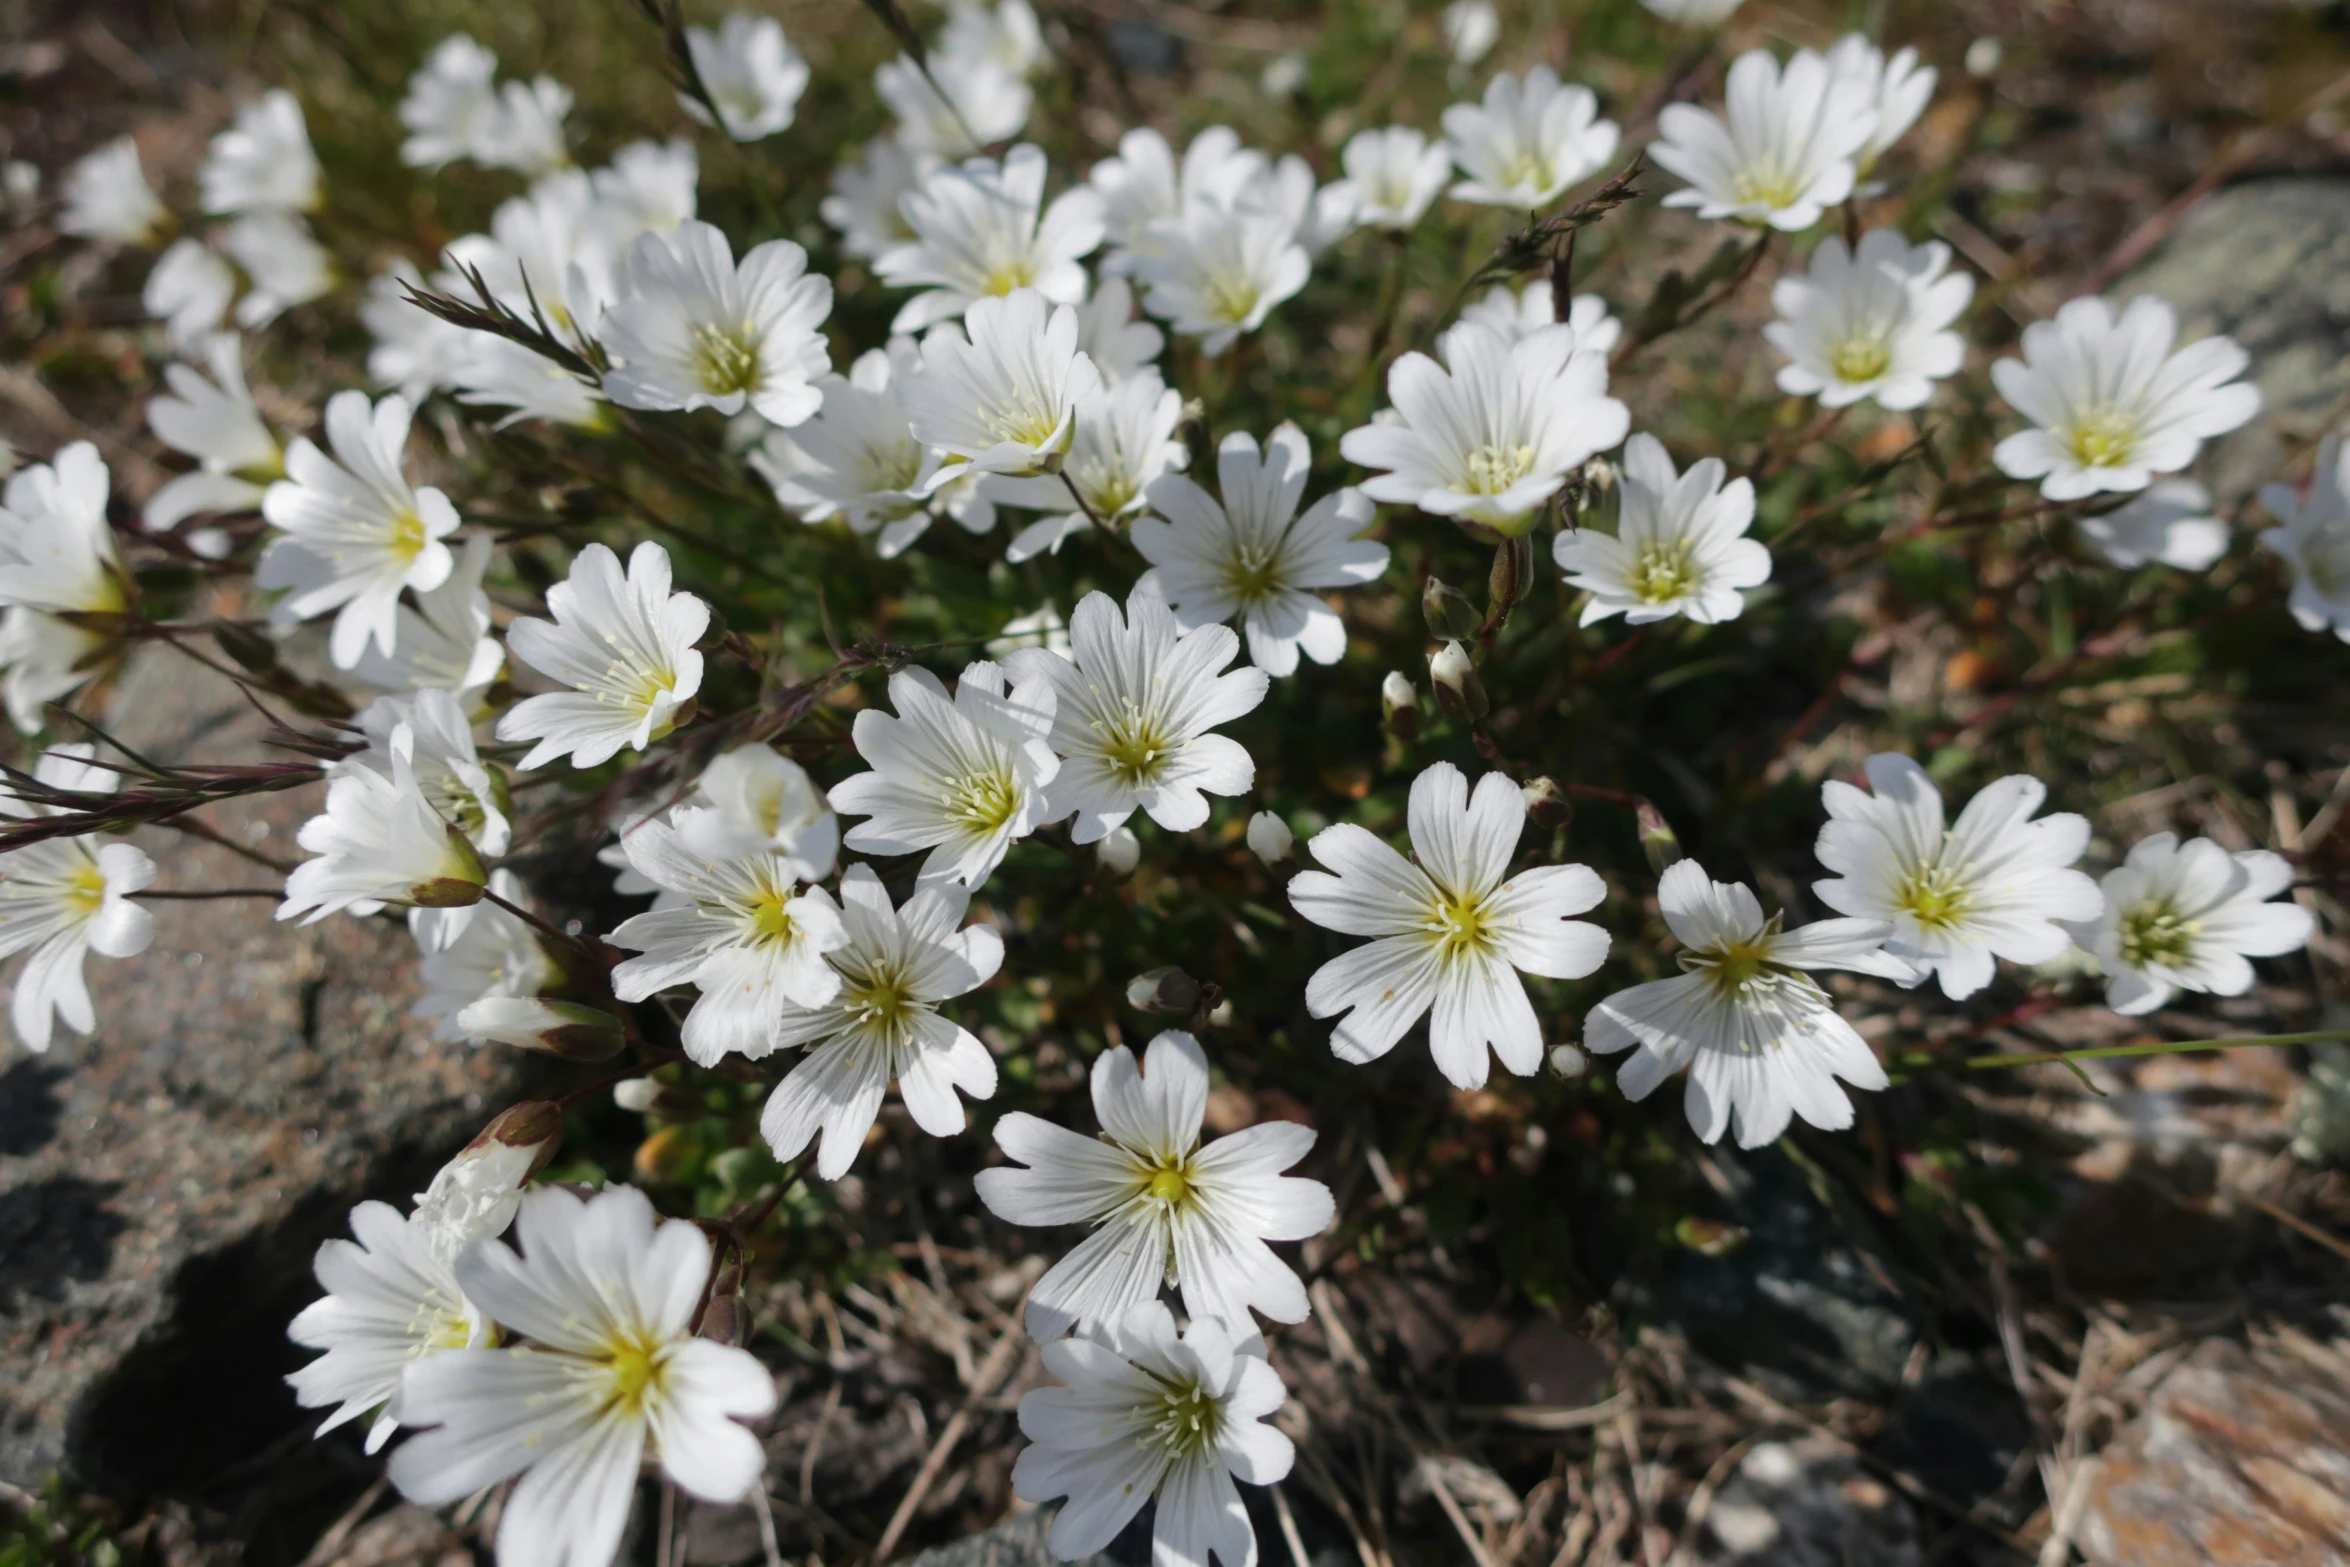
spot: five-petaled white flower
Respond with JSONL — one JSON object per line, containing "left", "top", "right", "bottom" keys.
{"left": 1289, "top": 761, "right": 1611, "bottom": 1089}
{"left": 1588, "top": 859, "right": 1912, "bottom": 1149}
{"left": 684, "top": 745, "right": 840, "bottom": 876}
{"left": 1812, "top": 753, "right": 2103, "bottom": 1001}
{"left": 145, "top": 332, "right": 284, "bottom": 535}
{"left": 345, "top": 689, "right": 511, "bottom": 861}
{"left": 280, "top": 719, "right": 488, "bottom": 927}
{"left": 222, "top": 211, "right": 335, "bottom": 329}
{"left": 759, "top": 864, "right": 1003, "bottom": 1179}
{"left": 145, "top": 239, "right": 237, "bottom": 350}
{"left": 1013, "top": 1301, "right": 1295, "bottom": 1567}
{"left": 388, "top": 1186, "right": 778, "bottom": 1567}
{"left": 1764, "top": 230, "right": 1973, "bottom": 411}
{"left": 977, "top": 1030, "right": 1334, "bottom": 1338}
{"left": 829, "top": 658, "right": 1061, "bottom": 888}
{"left": 200, "top": 88, "right": 321, "bottom": 216}
{"left": 2066, "top": 833, "right": 2314, "bottom": 1017}
{"left": 1554, "top": 432, "right": 1769, "bottom": 626}
{"left": 590, "top": 139, "right": 698, "bottom": 239}
{"left": 1442, "top": 1, "right": 1501, "bottom": 67}
{"left": 1132, "top": 201, "right": 1311, "bottom": 355}
{"left": 1342, "top": 319, "right": 1629, "bottom": 535}
{"left": 874, "top": 144, "right": 1104, "bottom": 333}
{"left": 479, "top": 77, "right": 574, "bottom": 177}
{"left": 1443, "top": 65, "right": 1622, "bottom": 210}
{"left": 902, "top": 287, "right": 1103, "bottom": 482}
{"left": 1650, "top": 48, "right": 1877, "bottom": 232}
{"left": 944, "top": 0, "right": 1046, "bottom": 78}
{"left": 1005, "top": 582, "right": 1270, "bottom": 844}
{"left": 1336, "top": 127, "right": 1453, "bottom": 232}
{"left": 258, "top": 390, "right": 460, "bottom": 669}
{"left": 2080, "top": 479, "right": 2230, "bottom": 571}
{"left": 2261, "top": 435, "right": 2350, "bottom": 640}
{"left": 348, "top": 532, "right": 506, "bottom": 709}
{"left": 287, "top": 1199, "right": 492, "bottom": 1455}
{"left": 1826, "top": 34, "right": 1936, "bottom": 174}
{"left": 497, "top": 541, "right": 710, "bottom": 770}
{"left": 0, "top": 747, "right": 156, "bottom": 1052}
{"left": 876, "top": 53, "right": 1032, "bottom": 158}
{"left": 1134, "top": 423, "right": 1389, "bottom": 676}
{"left": 1073, "top": 275, "right": 1166, "bottom": 382}
{"left": 1991, "top": 295, "right": 2261, "bottom": 501}
{"left": 607, "top": 808, "right": 848, "bottom": 1066}
{"left": 1086, "top": 126, "right": 1264, "bottom": 273}
{"left": 0, "top": 443, "right": 131, "bottom": 732}
{"left": 822, "top": 135, "right": 934, "bottom": 262}
{"left": 601, "top": 221, "right": 831, "bottom": 428}
{"left": 987, "top": 368, "right": 1188, "bottom": 561}
{"left": 755, "top": 340, "right": 954, "bottom": 559}
{"left": 412, "top": 870, "right": 553, "bottom": 1044}
{"left": 682, "top": 13, "right": 810, "bottom": 142}
{"left": 61, "top": 136, "right": 167, "bottom": 246}
{"left": 1457, "top": 282, "right": 1622, "bottom": 353}
{"left": 398, "top": 35, "right": 502, "bottom": 170}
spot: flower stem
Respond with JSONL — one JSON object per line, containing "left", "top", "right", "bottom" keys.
{"left": 1955, "top": 1029, "right": 2350, "bottom": 1071}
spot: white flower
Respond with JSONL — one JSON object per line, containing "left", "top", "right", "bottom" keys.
{"left": 589, "top": 139, "right": 698, "bottom": 240}
{"left": 2261, "top": 436, "right": 2350, "bottom": 640}
{"left": 0, "top": 611, "right": 110, "bottom": 735}
{"left": 497, "top": 541, "right": 708, "bottom": 770}
{"left": 1014, "top": 1302, "right": 1293, "bottom": 1567}
{"left": 2068, "top": 834, "right": 2315, "bottom": 1016}
{"left": 600, "top": 220, "right": 832, "bottom": 427}
{"left": 452, "top": 337, "right": 607, "bottom": 431}
{"left": 607, "top": 810, "right": 847, "bottom": 1066}
{"left": 1641, "top": 0, "right": 1745, "bottom": 22}
{"left": 479, "top": 78, "right": 574, "bottom": 176}
{"left": 1095, "top": 824, "right": 1140, "bottom": 876}
{"left": 977, "top": 1030, "right": 1332, "bottom": 1338}
{"left": 877, "top": 53, "right": 1032, "bottom": 158}
{"left": 280, "top": 720, "right": 487, "bottom": 926}
{"left": 145, "top": 239, "right": 236, "bottom": 349}
{"left": 388, "top": 1187, "right": 778, "bottom": 1567}
{"left": 144, "top": 333, "right": 283, "bottom": 534}
{"left": 1443, "top": 66, "right": 1622, "bottom": 210}
{"left": 1458, "top": 282, "right": 1621, "bottom": 354}
{"left": 60, "top": 136, "right": 165, "bottom": 246}
{"left": 1247, "top": 811, "right": 1292, "bottom": 864}
{"left": 821, "top": 136, "right": 933, "bottom": 262}
{"left": 0, "top": 747, "right": 156, "bottom": 1051}
{"left": 829, "top": 658, "right": 1061, "bottom": 888}
{"left": 0, "top": 441, "right": 131, "bottom": 621}
{"left": 258, "top": 390, "right": 460, "bottom": 668}
{"left": 363, "top": 262, "right": 472, "bottom": 404}
{"left": 875, "top": 144, "right": 1103, "bottom": 333}
{"left": 683, "top": 13, "right": 810, "bottom": 142}
{"left": 944, "top": 0, "right": 1045, "bottom": 77}
{"left": 1554, "top": 432, "right": 1768, "bottom": 626}
{"left": 1650, "top": 49, "right": 1877, "bottom": 231}
{"left": 1342, "top": 320, "right": 1629, "bottom": 534}
{"left": 1764, "top": 230, "right": 1971, "bottom": 412}
{"left": 1088, "top": 127, "right": 1264, "bottom": 271}
{"left": 759, "top": 865, "right": 1002, "bottom": 1178}
{"left": 1991, "top": 294, "right": 2261, "bottom": 502}
{"left": 200, "top": 89, "right": 320, "bottom": 216}
{"left": 1005, "top": 582, "right": 1268, "bottom": 844}
{"left": 990, "top": 603, "right": 1071, "bottom": 658}
{"left": 1587, "top": 860, "right": 1910, "bottom": 1149}
{"left": 1336, "top": 127, "right": 1452, "bottom": 232}
{"left": 411, "top": 1130, "right": 543, "bottom": 1261}
{"left": 413, "top": 870, "right": 552, "bottom": 1043}
{"left": 902, "top": 287, "right": 1102, "bottom": 481}
{"left": 1289, "top": 761, "right": 1610, "bottom": 1089}
{"left": 288, "top": 1201, "right": 490, "bottom": 1455}
{"left": 221, "top": 212, "right": 334, "bottom": 328}
{"left": 348, "top": 532, "right": 506, "bottom": 706}
{"left": 1813, "top": 753, "right": 2102, "bottom": 1000}
{"left": 1073, "top": 276, "right": 1165, "bottom": 382}
{"left": 346, "top": 688, "right": 510, "bottom": 859}
{"left": 754, "top": 342, "right": 939, "bottom": 558}
{"left": 399, "top": 36, "right": 502, "bottom": 169}
{"left": 1442, "top": 1, "right": 1501, "bottom": 67}
{"left": 443, "top": 169, "right": 617, "bottom": 339}
{"left": 2081, "top": 478, "right": 2229, "bottom": 571}
{"left": 686, "top": 745, "right": 840, "bottom": 876}
{"left": 1134, "top": 423, "right": 1388, "bottom": 676}
{"left": 1244, "top": 153, "right": 1359, "bottom": 257}
{"left": 1133, "top": 201, "right": 1311, "bottom": 354}
{"left": 987, "top": 369, "right": 1188, "bottom": 562}
{"left": 1827, "top": 35, "right": 1936, "bottom": 173}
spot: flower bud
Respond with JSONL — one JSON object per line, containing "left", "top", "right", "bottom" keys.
{"left": 466, "top": 1099, "right": 565, "bottom": 1168}
{"left": 1096, "top": 824, "right": 1141, "bottom": 879}
{"left": 1428, "top": 641, "right": 1488, "bottom": 722}
{"left": 1637, "top": 801, "right": 1683, "bottom": 874}
{"left": 1549, "top": 1042, "right": 1589, "bottom": 1079}
{"left": 1422, "top": 577, "right": 1482, "bottom": 641}
{"left": 1126, "top": 965, "right": 1202, "bottom": 1016}
{"left": 1246, "top": 810, "right": 1293, "bottom": 865}
{"left": 614, "top": 1077, "right": 705, "bottom": 1121}
{"left": 456, "top": 997, "right": 628, "bottom": 1061}
{"left": 417, "top": 1103, "right": 561, "bottom": 1260}
{"left": 1381, "top": 671, "right": 1422, "bottom": 740}
{"left": 1522, "top": 776, "right": 1572, "bottom": 829}
{"left": 409, "top": 825, "right": 489, "bottom": 907}
{"left": 1488, "top": 534, "right": 1534, "bottom": 618}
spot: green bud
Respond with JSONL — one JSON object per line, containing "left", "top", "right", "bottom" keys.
{"left": 1422, "top": 577, "right": 1482, "bottom": 641}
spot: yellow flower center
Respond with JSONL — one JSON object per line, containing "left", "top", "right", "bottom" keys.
{"left": 389, "top": 508, "right": 428, "bottom": 563}
{"left": 1464, "top": 442, "right": 1538, "bottom": 496}
{"left": 748, "top": 891, "right": 797, "bottom": 946}
{"left": 843, "top": 964, "right": 920, "bottom": 1042}
{"left": 980, "top": 259, "right": 1038, "bottom": 297}
{"left": 986, "top": 393, "right": 1063, "bottom": 450}
{"left": 691, "top": 323, "right": 763, "bottom": 398}
{"left": 1219, "top": 542, "right": 1285, "bottom": 606}
{"left": 1628, "top": 538, "right": 1700, "bottom": 605}
{"left": 2064, "top": 413, "right": 2138, "bottom": 470}
{"left": 1496, "top": 149, "right": 1557, "bottom": 195}
{"left": 2117, "top": 901, "right": 2198, "bottom": 969}
{"left": 1829, "top": 336, "right": 1893, "bottom": 384}
{"left": 1427, "top": 889, "right": 1494, "bottom": 964}
{"left": 64, "top": 862, "right": 108, "bottom": 916}
{"left": 1731, "top": 168, "right": 1803, "bottom": 210}
{"left": 862, "top": 439, "right": 926, "bottom": 495}
{"left": 1093, "top": 702, "right": 1178, "bottom": 788}
{"left": 1203, "top": 274, "right": 1263, "bottom": 327}
{"left": 1895, "top": 859, "right": 1972, "bottom": 931}
{"left": 1145, "top": 1376, "right": 1224, "bottom": 1460}
{"left": 603, "top": 1335, "right": 664, "bottom": 1414}
{"left": 943, "top": 769, "right": 1023, "bottom": 835}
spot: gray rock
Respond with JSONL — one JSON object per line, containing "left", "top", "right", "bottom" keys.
{"left": 0, "top": 649, "right": 535, "bottom": 1492}
{"left": 901, "top": 1509, "right": 1114, "bottom": 1567}
{"left": 2119, "top": 177, "right": 2350, "bottom": 502}
{"left": 1690, "top": 1436, "right": 1922, "bottom": 1567}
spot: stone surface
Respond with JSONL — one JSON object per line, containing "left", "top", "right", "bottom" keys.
{"left": 2120, "top": 176, "right": 2350, "bottom": 503}
{"left": 0, "top": 649, "right": 536, "bottom": 1493}
{"left": 1690, "top": 1436, "right": 1922, "bottom": 1567}
{"left": 902, "top": 1507, "right": 1137, "bottom": 1567}
{"left": 2080, "top": 1336, "right": 2350, "bottom": 1567}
